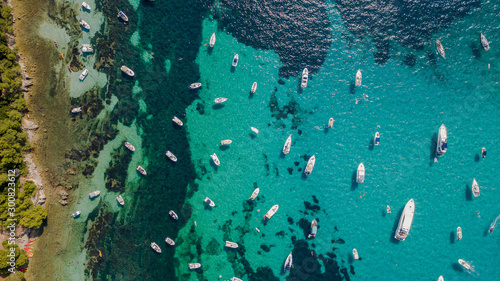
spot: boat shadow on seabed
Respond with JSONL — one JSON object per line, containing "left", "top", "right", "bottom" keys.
{"left": 428, "top": 132, "right": 438, "bottom": 167}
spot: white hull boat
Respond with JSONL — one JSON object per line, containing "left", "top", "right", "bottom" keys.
{"left": 481, "top": 147, "right": 486, "bottom": 158}
{"left": 165, "top": 151, "right": 177, "bottom": 162}
{"left": 374, "top": 132, "right": 380, "bottom": 145}
{"left": 189, "top": 82, "right": 202, "bottom": 89}
{"left": 328, "top": 118, "right": 334, "bottom": 128}
{"left": 124, "top": 141, "right": 135, "bottom": 151}
{"left": 165, "top": 237, "right": 175, "bottom": 246}
{"left": 209, "top": 33, "right": 216, "bottom": 47}
{"left": 117, "top": 11, "right": 129, "bottom": 22}
{"left": 304, "top": 155, "right": 316, "bottom": 176}
{"left": 189, "top": 263, "right": 201, "bottom": 270}
{"left": 79, "top": 69, "right": 89, "bottom": 81}
{"left": 436, "top": 40, "right": 446, "bottom": 58}
{"left": 472, "top": 178, "right": 480, "bottom": 197}
{"left": 80, "top": 19, "right": 90, "bottom": 30}
{"left": 72, "top": 211, "right": 81, "bottom": 218}
{"left": 386, "top": 205, "right": 391, "bottom": 214}
{"left": 151, "top": 242, "right": 161, "bottom": 253}
{"left": 480, "top": 33, "right": 490, "bottom": 51}
{"left": 221, "top": 139, "right": 232, "bottom": 145}
{"left": 172, "top": 116, "right": 183, "bottom": 126}
{"left": 395, "top": 199, "right": 415, "bottom": 241}
{"left": 121, "top": 65, "right": 135, "bottom": 77}
{"left": 436, "top": 124, "right": 447, "bottom": 157}
{"left": 81, "top": 44, "right": 93, "bottom": 53}
{"left": 457, "top": 226, "right": 462, "bottom": 241}
{"left": 458, "top": 259, "right": 471, "bottom": 270}
{"left": 225, "top": 241, "right": 238, "bottom": 248}
{"left": 136, "top": 165, "right": 147, "bottom": 175}
{"left": 251, "top": 82, "right": 257, "bottom": 93}
{"left": 249, "top": 188, "right": 260, "bottom": 200}
{"left": 356, "top": 163, "right": 365, "bottom": 183}
{"left": 211, "top": 153, "right": 220, "bottom": 166}
{"left": 231, "top": 278, "right": 243, "bottom": 281}
{"left": 71, "top": 107, "right": 82, "bottom": 114}
{"left": 438, "top": 276, "right": 444, "bottom": 281}
{"left": 89, "top": 190, "right": 100, "bottom": 199}
{"left": 355, "top": 69, "right": 362, "bottom": 87}
{"left": 250, "top": 127, "right": 259, "bottom": 134}
{"left": 282, "top": 135, "right": 292, "bottom": 155}
{"left": 214, "top": 97, "right": 228, "bottom": 103}
{"left": 308, "top": 219, "right": 317, "bottom": 238}
{"left": 204, "top": 197, "right": 215, "bottom": 207}
{"left": 82, "top": 2, "right": 91, "bottom": 10}
{"left": 353, "top": 248, "right": 359, "bottom": 260}
{"left": 301, "top": 68, "right": 308, "bottom": 88}
{"left": 284, "top": 252, "right": 293, "bottom": 271}
{"left": 264, "top": 204, "right": 279, "bottom": 220}
{"left": 169, "top": 210, "right": 178, "bottom": 220}
{"left": 232, "top": 54, "right": 239, "bottom": 67}
{"left": 116, "top": 195, "right": 124, "bottom": 206}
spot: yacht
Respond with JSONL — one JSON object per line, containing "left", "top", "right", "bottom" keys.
{"left": 355, "top": 69, "right": 362, "bottom": 87}
{"left": 438, "top": 276, "right": 444, "bottom": 281}
{"left": 264, "top": 204, "right": 279, "bottom": 220}
{"left": 136, "top": 165, "right": 147, "bottom": 175}
{"left": 457, "top": 226, "right": 462, "bottom": 241}
{"left": 172, "top": 116, "right": 183, "bottom": 126}
{"left": 481, "top": 147, "right": 486, "bottom": 158}
{"left": 211, "top": 153, "right": 220, "bottom": 166}
{"left": 116, "top": 195, "right": 125, "bottom": 206}
{"left": 221, "top": 139, "right": 232, "bottom": 145}
{"left": 284, "top": 252, "right": 293, "bottom": 271}
{"left": 151, "top": 242, "right": 161, "bottom": 253}
{"left": 124, "top": 141, "right": 135, "bottom": 151}
{"left": 480, "top": 33, "right": 490, "bottom": 51}
{"left": 204, "top": 197, "right": 215, "bottom": 207}
{"left": 79, "top": 69, "right": 89, "bottom": 81}
{"left": 395, "top": 199, "right": 415, "bottom": 241}
{"left": 189, "top": 82, "right": 202, "bottom": 89}
{"left": 225, "top": 241, "right": 238, "bottom": 248}
{"left": 117, "top": 11, "right": 129, "bottom": 22}
{"left": 353, "top": 248, "right": 359, "bottom": 260}
{"left": 436, "top": 40, "right": 446, "bottom": 58}
{"left": 282, "top": 135, "right": 292, "bottom": 155}
{"left": 189, "top": 263, "right": 201, "bottom": 270}
{"left": 301, "top": 68, "right": 308, "bottom": 88}
{"left": 231, "top": 278, "right": 243, "bottom": 281}
{"left": 436, "top": 124, "right": 447, "bottom": 157}
{"left": 249, "top": 188, "right": 260, "bottom": 200}
{"left": 214, "top": 97, "right": 228, "bottom": 103}
{"left": 71, "top": 107, "right": 82, "bottom": 114}
{"left": 386, "top": 205, "right": 391, "bottom": 214}
{"left": 232, "top": 54, "right": 239, "bottom": 67}
{"left": 81, "top": 44, "right": 93, "bottom": 53}
{"left": 209, "top": 33, "right": 216, "bottom": 47}
{"left": 120, "top": 65, "right": 135, "bottom": 77}
{"left": 82, "top": 2, "right": 91, "bottom": 10}
{"left": 356, "top": 163, "right": 365, "bottom": 183}
{"left": 458, "top": 259, "right": 471, "bottom": 270}
{"left": 165, "top": 151, "right": 177, "bottom": 162}
{"left": 374, "top": 132, "right": 380, "bottom": 146}
{"left": 89, "top": 190, "right": 100, "bottom": 199}
{"left": 308, "top": 219, "right": 317, "bottom": 238}
{"left": 80, "top": 19, "right": 90, "bottom": 30}
{"left": 251, "top": 82, "right": 257, "bottom": 93}
{"left": 165, "top": 237, "right": 175, "bottom": 246}
{"left": 72, "top": 211, "right": 81, "bottom": 218}
{"left": 169, "top": 210, "right": 178, "bottom": 220}
{"left": 304, "top": 155, "right": 316, "bottom": 176}
{"left": 250, "top": 127, "right": 259, "bottom": 134}
{"left": 328, "top": 118, "right": 334, "bottom": 128}
{"left": 472, "top": 178, "right": 480, "bottom": 197}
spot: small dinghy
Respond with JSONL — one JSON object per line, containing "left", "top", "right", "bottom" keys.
{"left": 308, "top": 219, "right": 317, "bottom": 238}
{"left": 282, "top": 135, "right": 292, "bottom": 155}
{"left": 72, "top": 211, "right": 81, "bottom": 218}
{"left": 204, "top": 197, "right": 215, "bottom": 207}
{"left": 117, "top": 11, "right": 129, "bottom": 22}
{"left": 221, "top": 139, "right": 232, "bottom": 145}
{"left": 458, "top": 259, "right": 471, "bottom": 270}
{"left": 304, "top": 155, "right": 316, "bottom": 176}
{"left": 386, "top": 205, "right": 391, "bottom": 214}
{"left": 251, "top": 82, "right": 257, "bottom": 94}
{"left": 472, "top": 178, "right": 480, "bottom": 197}
{"left": 457, "top": 226, "right": 462, "bottom": 241}
{"left": 480, "top": 33, "right": 490, "bottom": 51}
{"left": 355, "top": 69, "right": 362, "bottom": 87}
{"left": 250, "top": 127, "right": 259, "bottom": 134}
{"left": 165, "top": 151, "right": 177, "bottom": 162}
{"left": 436, "top": 40, "right": 446, "bottom": 58}
{"left": 120, "top": 65, "right": 135, "bottom": 77}
{"left": 79, "top": 69, "right": 89, "bottom": 81}
{"left": 80, "top": 19, "right": 90, "bottom": 30}
{"left": 214, "top": 97, "right": 228, "bottom": 103}
{"left": 232, "top": 54, "right": 239, "bottom": 67}
{"left": 249, "top": 188, "right": 260, "bottom": 200}
{"left": 284, "top": 252, "right": 293, "bottom": 271}
{"left": 136, "top": 165, "right": 147, "bottom": 176}
{"left": 209, "top": 33, "right": 216, "bottom": 47}
{"left": 353, "top": 248, "right": 359, "bottom": 260}
{"left": 89, "top": 190, "right": 100, "bottom": 199}
{"left": 116, "top": 195, "right": 125, "bottom": 206}
{"left": 82, "top": 2, "right": 91, "bottom": 10}
{"left": 481, "top": 147, "right": 486, "bottom": 158}
{"left": 264, "top": 204, "right": 279, "bottom": 220}
{"left": 165, "top": 237, "right": 175, "bottom": 246}
{"left": 169, "top": 210, "right": 178, "bottom": 220}
{"left": 71, "top": 107, "right": 82, "bottom": 114}
{"left": 328, "top": 118, "right": 334, "bottom": 128}
{"left": 374, "top": 132, "right": 380, "bottom": 146}
{"left": 151, "top": 242, "right": 161, "bottom": 253}
{"left": 189, "top": 82, "right": 202, "bottom": 89}
{"left": 211, "top": 153, "right": 220, "bottom": 166}
{"left": 188, "top": 263, "right": 201, "bottom": 270}
{"left": 301, "top": 68, "right": 308, "bottom": 88}
{"left": 172, "top": 116, "right": 183, "bottom": 126}
{"left": 124, "top": 141, "right": 135, "bottom": 151}
{"left": 225, "top": 241, "right": 238, "bottom": 248}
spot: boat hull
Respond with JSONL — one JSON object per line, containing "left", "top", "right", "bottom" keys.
{"left": 395, "top": 199, "right": 415, "bottom": 241}
{"left": 356, "top": 163, "right": 365, "bottom": 183}
{"left": 304, "top": 155, "right": 315, "bottom": 175}
{"left": 436, "top": 124, "right": 447, "bottom": 157}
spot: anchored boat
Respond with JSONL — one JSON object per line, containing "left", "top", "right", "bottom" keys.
{"left": 308, "top": 219, "right": 317, "bottom": 238}
{"left": 204, "top": 197, "right": 215, "bottom": 207}
{"left": 211, "top": 153, "right": 220, "bottom": 166}
{"left": 301, "top": 68, "right": 308, "bottom": 88}
{"left": 250, "top": 127, "right": 259, "bottom": 134}
{"left": 136, "top": 165, "right": 147, "bottom": 175}
{"left": 82, "top": 2, "right": 91, "bottom": 10}
{"left": 189, "top": 82, "right": 202, "bottom": 89}
{"left": 436, "top": 40, "right": 446, "bottom": 58}
{"left": 151, "top": 242, "right": 161, "bottom": 253}
{"left": 172, "top": 116, "right": 183, "bottom": 126}
{"left": 214, "top": 97, "right": 228, "bottom": 103}
{"left": 353, "top": 248, "right": 359, "bottom": 260}
{"left": 304, "top": 155, "right": 316, "bottom": 176}
{"left": 232, "top": 54, "right": 239, "bottom": 67}
{"left": 209, "top": 33, "right": 216, "bottom": 47}
{"left": 117, "top": 11, "right": 129, "bottom": 22}
{"left": 457, "top": 226, "right": 462, "bottom": 240}
{"left": 472, "top": 178, "right": 480, "bottom": 197}
{"left": 374, "top": 132, "right": 380, "bottom": 146}
{"left": 165, "top": 237, "right": 175, "bottom": 246}
{"left": 124, "top": 141, "right": 135, "bottom": 151}
{"left": 436, "top": 124, "right": 447, "bottom": 157}
{"left": 225, "top": 241, "right": 238, "bottom": 248}
{"left": 481, "top": 147, "right": 486, "bottom": 158}
{"left": 282, "top": 135, "right": 292, "bottom": 155}
{"left": 80, "top": 19, "right": 90, "bottom": 30}
{"left": 79, "top": 69, "right": 89, "bottom": 81}
{"left": 395, "top": 199, "right": 415, "bottom": 241}
{"left": 355, "top": 69, "right": 362, "bottom": 86}
{"left": 120, "top": 65, "right": 135, "bottom": 77}
{"left": 165, "top": 151, "right": 177, "bottom": 162}
{"left": 116, "top": 195, "right": 124, "bottom": 206}
{"left": 169, "top": 210, "right": 178, "bottom": 220}
{"left": 89, "top": 190, "right": 100, "bottom": 199}
{"left": 264, "top": 204, "right": 279, "bottom": 220}
{"left": 188, "top": 263, "right": 201, "bottom": 270}
{"left": 328, "top": 118, "right": 334, "bottom": 128}
{"left": 251, "top": 82, "right": 257, "bottom": 93}
{"left": 249, "top": 188, "right": 260, "bottom": 200}
{"left": 221, "top": 139, "right": 232, "bottom": 145}
{"left": 284, "top": 252, "right": 293, "bottom": 271}
{"left": 480, "top": 33, "right": 490, "bottom": 51}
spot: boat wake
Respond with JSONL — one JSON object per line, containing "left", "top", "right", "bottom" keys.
{"left": 489, "top": 214, "right": 500, "bottom": 233}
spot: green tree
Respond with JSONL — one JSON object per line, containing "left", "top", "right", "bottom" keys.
{"left": 19, "top": 205, "right": 46, "bottom": 229}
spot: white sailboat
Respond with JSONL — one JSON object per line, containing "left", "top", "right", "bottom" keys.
{"left": 282, "top": 135, "right": 292, "bottom": 155}
{"left": 209, "top": 33, "right": 216, "bottom": 47}
{"left": 436, "top": 40, "right": 446, "bottom": 58}
{"left": 284, "top": 252, "right": 293, "bottom": 271}
{"left": 472, "top": 178, "right": 480, "bottom": 197}
{"left": 480, "top": 33, "right": 490, "bottom": 51}
{"left": 304, "top": 155, "right": 316, "bottom": 176}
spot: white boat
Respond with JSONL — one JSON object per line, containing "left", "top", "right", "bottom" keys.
{"left": 189, "top": 82, "right": 202, "bottom": 89}
{"left": 214, "top": 97, "right": 228, "bottom": 103}
{"left": 81, "top": 2, "right": 91, "bottom": 10}
{"left": 436, "top": 124, "right": 447, "bottom": 157}
{"left": 72, "top": 211, "right": 81, "bottom": 218}
{"left": 374, "top": 132, "right": 380, "bottom": 146}
{"left": 121, "top": 65, "right": 135, "bottom": 77}
{"left": 116, "top": 195, "right": 124, "bottom": 206}
{"left": 124, "top": 141, "right": 135, "bottom": 151}
{"left": 209, "top": 33, "right": 216, "bottom": 47}
{"left": 136, "top": 165, "right": 147, "bottom": 175}
{"left": 356, "top": 163, "right": 365, "bottom": 183}
{"left": 117, "top": 11, "right": 129, "bottom": 22}
{"left": 204, "top": 197, "right": 215, "bottom": 207}
{"left": 165, "top": 237, "right": 175, "bottom": 246}
{"left": 210, "top": 153, "right": 220, "bottom": 166}
{"left": 225, "top": 241, "right": 238, "bottom": 248}
{"left": 188, "top": 263, "right": 201, "bottom": 270}
{"left": 282, "top": 135, "right": 292, "bottom": 155}
{"left": 80, "top": 19, "right": 90, "bottom": 30}
{"left": 89, "top": 190, "right": 100, "bottom": 199}
{"left": 386, "top": 205, "right": 391, "bottom": 214}
{"left": 353, "top": 248, "right": 359, "bottom": 260}
{"left": 438, "top": 276, "right": 444, "bottom": 281}
{"left": 249, "top": 188, "right": 260, "bottom": 200}
{"left": 328, "top": 118, "right": 334, "bottom": 128}
{"left": 284, "top": 252, "right": 293, "bottom": 271}
{"left": 169, "top": 210, "right": 178, "bottom": 220}
{"left": 304, "top": 155, "right": 316, "bottom": 176}
{"left": 480, "top": 33, "right": 490, "bottom": 51}
{"left": 172, "top": 116, "right": 183, "bottom": 126}
{"left": 71, "top": 107, "right": 82, "bottom": 114}
{"left": 481, "top": 147, "right": 486, "bottom": 158}
{"left": 231, "top": 278, "right": 243, "bottom": 281}
{"left": 79, "top": 69, "right": 89, "bottom": 81}
{"left": 264, "top": 204, "right": 279, "bottom": 220}
{"left": 81, "top": 44, "right": 93, "bottom": 53}
{"left": 472, "top": 178, "right": 480, "bottom": 197}
{"left": 436, "top": 40, "right": 446, "bottom": 58}
{"left": 355, "top": 69, "right": 362, "bottom": 87}
{"left": 165, "top": 151, "right": 177, "bottom": 162}
{"left": 395, "top": 199, "right": 415, "bottom": 241}
{"left": 221, "top": 139, "right": 232, "bottom": 145}
{"left": 151, "top": 242, "right": 161, "bottom": 253}
{"left": 308, "top": 219, "right": 317, "bottom": 238}
{"left": 457, "top": 226, "right": 462, "bottom": 241}
{"left": 251, "top": 82, "right": 257, "bottom": 93}
{"left": 250, "top": 127, "right": 259, "bottom": 134}
{"left": 458, "top": 259, "right": 471, "bottom": 270}
{"left": 301, "top": 68, "right": 308, "bottom": 88}
{"left": 232, "top": 54, "right": 239, "bottom": 67}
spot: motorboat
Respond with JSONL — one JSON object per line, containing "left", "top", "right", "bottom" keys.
{"left": 395, "top": 199, "right": 415, "bottom": 241}
{"left": 436, "top": 124, "right": 447, "bottom": 157}
{"left": 284, "top": 252, "right": 293, "bottom": 271}
{"left": 356, "top": 163, "right": 365, "bottom": 183}
{"left": 71, "top": 107, "right": 82, "bottom": 114}
{"left": 264, "top": 204, "right": 279, "bottom": 220}
{"left": 117, "top": 11, "right": 129, "bottom": 22}
{"left": 210, "top": 153, "right": 220, "bottom": 166}
{"left": 472, "top": 178, "right": 480, "bottom": 197}
{"left": 89, "top": 190, "right": 100, "bottom": 199}
{"left": 282, "top": 135, "right": 292, "bottom": 155}
{"left": 251, "top": 82, "right": 257, "bottom": 93}
{"left": 301, "top": 68, "right": 308, "bottom": 88}
{"left": 481, "top": 147, "right": 486, "bottom": 158}
{"left": 438, "top": 276, "right": 444, "bottom": 281}
{"left": 232, "top": 54, "right": 239, "bottom": 67}
{"left": 304, "top": 155, "right": 316, "bottom": 176}
{"left": 136, "top": 166, "right": 147, "bottom": 175}
{"left": 436, "top": 40, "right": 446, "bottom": 58}
{"left": 225, "top": 241, "right": 238, "bottom": 248}
{"left": 480, "top": 33, "right": 490, "bottom": 51}
{"left": 169, "top": 210, "right": 178, "bottom": 220}
{"left": 308, "top": 219, "right": 317, "bottom": 238}
{"left": 355, "top": 69, "right": 362, "bottom": 86}
{"left": 353, "top": 248, "right": 359, "bottom": 260}
{"left": 458, "top": 259, "right": 471, "bottom": 270}
{"left": 79, "top": 69, "right": 89, "bottom": 81}
{"left": 231, "top": 278, "right": 243, "bottom": 281}
{"left": 121, "top": 65, "right": 135, "bottom": 77}
{"left": 81, "top": 44, "right": 93, "bottom": 53}
{"left": 116, "top": 195, "right": 124, "bottom": 206}
{"left": 80, "top": 19, "right": 90, "bottom": 30}
{"left": 72, "top": 211, "right": 81, "bottom": 218}
{"left": 172, "top": 116, "right": 183, "bottom": 126}
{"left": 221, "top": 139, "right": 232, "bottom": 145}
{"left": 209, "top": 33, "right": 216, "bottom": 47}
{"left": 204, "top": 197, "right": 215, "bottom": 207}
{"left": 165, "top": 237, "right": 175, "bottom": 246}
{"left": 386, "top": 205, "right": 391, "bottom": 214}
{"left": 189, "top": 82, "right": 202, "bottom": 89}
{"left": 165, "top": 151, "right": 177, "bottom": 162}
{"left": 124, "top": 141, "right": 135, "bottom": 151}
{"left": 328, "top": 118, "right": 334, "bottom": 128}
{"left": 249, "top": 188, "right": 260, "bottom": 200}
{"left": 214, "top": 97, "right": 228, "bottom": 103}
{"left": 151, "top": 242, "right": 161, "bottom": 253}
{"left": 188, "top": 263, "right": 201, "bottom": 270}
{"left": 457, "top": 226, "right": 462, "bottom": 241}
{"left": 250, "top": 127, "right": 259, "bottom": 134}
{"left": 82, "top": 2, "right": 91, "bottom": 10}
{"left": 374, "top": 132, "right": 380, "bottom": 146}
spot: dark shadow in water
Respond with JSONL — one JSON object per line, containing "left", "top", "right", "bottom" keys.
{"left": 207, "top": 46, "right": 213, "bottom": 55}
{"left": 368, "top": 138, "right": 374, "bottom": 151}
{"left": 212, "top": 104, "right": 225, "bottom": 110}
{"left": 248, "top": 91, "right": 254, "bottom": 99}
{"left": 403, "top": 54, "right": 416, "bottom": 67}
{"left": 323, "top": 126, "right": 329, "bottom": 134}
{"left": 451, "top": 263, "right": 464, "bottom": 272}
{"left": 347, "top": 252, "right": 354, "bottom": 264}
{"left": 350, "top": 171, "right": 358, "bottom": 191}
{"left": 471, "top": 43, "right": 481, "bottom": 59}
{"left": 474, "top": 154, "right": 480, "bottom": 162}
{"left": 230, "top": 66, "right": 235, "bottom": 73}
{"left": 203, "top": 203, "right": 214, "bottom": 211}
{"left": 428, "top": 51, "right": 437, "bottom": 66}
{"left": 301, "top": 172, "right": 309, "bottom": 180}
{"left": 279, "top": 152, "right": 286, "bottom": 159}
{"left": 219, "top": 145, "right": 229, "bottom": 152}
{"left": 449, "top": 231, "right": 455, "bottom": 244}
{"left": 429, "top": 133, "right": 438, "bottom": 166}
{"left": 349, "top": 81, "right": 356, "bottom": 95}
{"left": 209, "top": 159, "right": 219, "bottom": 171}
{"left": 249, "top": 133, "right": 257, "bottom": 139}
{"left": 465, "top": 184, "right": 472, "bottom": 201}
{"left": 381, "top": 208, "right": 387, "bottom": 217}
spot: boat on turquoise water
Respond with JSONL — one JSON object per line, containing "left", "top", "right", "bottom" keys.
{"left": 301, "top": 68, "right": 308, "bottom": 88}
{"left": 79, "top": 69, "right": 88, "bottom": 81}
{"left": 71, "top": 107, "right": 82, "bottom": 114}
{"left": 355, "top": 69, "right": 362, "bottom": 86}
{"left": 249, "top": 188, "right": 259, "bottom": 200}
{"left": 436, "top": 40, "right": 446, "bottom": 58}
{"left": 480, "top": 33, "right": 490, "bottom": 51}
{"left": 169, "top": 210, "right": 178, "bottom": 220}
{"left": 82, "top": 2, "right": 91, "bottom": 10}
{"left": 395, "top": 199, "right": 415, "bottom": 241}
{"left": 150, "top": 242, "right": 161, "bottom": 253}
{"left": 209, "top": 33, "right": 216, "bottom": 47}
{"left": 189, "top": 82, "right": 202, "bottom": 89}
{"left": 436, "top": 124, "right": 447, "bottom": 157}
{"left": 165, "top": 151, "right": 177, "bottom": 162}
{"left": 356, "top": 163, "right": 365, "bottom": 183}
{"left": 72, "top": 211, "right": 81, "bottom": 218}
{"left": 172, "top": 116, "right": 183, "bottom": 126}
{"left": 231, "top": 278, "right": 243, "bottom": 281}
{"left": 457, "top": 226, "right": 462, "bottom": 240}
{"left": 136, "top": 165, "right": 147, "bottom": 175}
{"left": 438, "top": 276, "right": 444, "bottom": 281}
{"left": 81, "top": 44, "right": 93, "bottom": 53}
{"left": 221, "top": 139, "right": 232, "bottom": 145}
{"left": 284, "top": 252, "right": 293, "bottom": 271}
{"left": 204, "top": 197, "right": 215, "bottom": 207}
{"left": 386, "top": 205, "right": 391, "bottom": 214}
{"left": 264, "top": 204, "right": 279, "bottom": 220}
{"left": 481, "top": 147, "right": 486, "bottom": 158}
{"left": 232, "top": 54, "right": 239, "bottom": 67}
{"left": 304, "top": 155, "right": 316, "bottom": 176}
{"left": 282, "top": 135, "right": 292, "bottom": 155}
{"left": 214, "top": 97, "right": 227, "bottom": 103}
{"left": 251, "top": 82, "right": 257, "bottom": 93}
{"left": 165, "top": 237, "right": 175, "bottom": 246}
{"left": 374, "top": 132, "right": 380, "bottom": 146}
{"left": 250, "top": 127, "right": 259, "bottom": 134}
{"left": 308, "top": 219, "right": 317, "bottom": 238}
{"left": 79, "top": 19, "right": 90, "bottom": 30}
{"left": 124, "top": 141, "right": 135, "bottom": 151}
{"left": 472, "top": 178, "right": 480, "bottom": 197}
{"left": 117, "top": 11, "right": 128, "bottom": 22}
{"left": 121, "top": 65, "right": 135, "bottom": 77}
{"left": 211, "top": 153, "right": 220, "bottom": 166}
{"left": 116, "top": 195, "right": 124, "bottom": 206}
{"left": 353, "top": 248, "right": 359, "bottom": 260}
{"left": 328, "top": 118, "right": 334, "bottom": 128}
{"left": 225, "top": 241, "right": 238, "bottom": 248}
{"left": 188, "top": 263, "right": 201, "bottom": 270}
{"left": 89, "top": 190, "right": 100, "bottom": 199}
{"left": 458, "top": 259, "right": 471, "bottom": 270}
